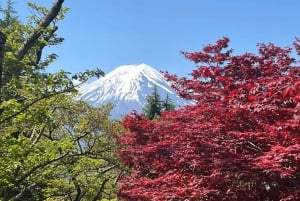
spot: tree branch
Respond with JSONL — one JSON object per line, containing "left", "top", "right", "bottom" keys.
{"left": 101, "top": 165, "right": 117, "bottom": 174}
{"left": 10, "top": 183, "right": 36, "bottom": 201}
{"left": 92, "top": 179, "right": 109, "bottom": 201}
{"left": 34, "top": 26, "right": 58, "bottom": 65}
{"left": 0, "top": 87, "right": 71, "bottom": 125}
{"left": 15, "top": 0, "right": 64, "bottom": 60}
{"left": 0, "top": 31, "right": 6, "bottom": 101}
{"left": 31, "top": 107, "right": 58, "bottom": 144}
{"left": 73, "top": 177, "right": 83, "bottom": 201}
{"left": 15, "top": 152, "right": 68, "bottom": 185}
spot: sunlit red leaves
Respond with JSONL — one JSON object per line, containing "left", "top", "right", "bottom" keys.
{"left": 254, "top": 144, "right": 300, "bottom": 179}
{"left": 247, "top": 95, "right": 256, "bottom": 101}
{"left": 116, "top": 38, "right": 300, "bottom": 201}
{"left": 181, "top": 51, "right": 211, "bottom": 63}
{"left": 283, "top": 86, "right": 297, "bottom": 99}
{"left": 280, "top": 190, "right": 300, "bottom": 201}
{"left": 293, "top": 37, "right": 300, "bottom": 56}
{"left": 181, "top": 37, "right": 231, "bottom": 66}
{"left": 282, "top": 81, "right": 300, "bottom": 103}
{"left": 203, "top": 37, "right": 230, "bottom": 54}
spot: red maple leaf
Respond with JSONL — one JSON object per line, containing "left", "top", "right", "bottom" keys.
{"left": 115, "top": 37, "right": 300, "bottom": 201}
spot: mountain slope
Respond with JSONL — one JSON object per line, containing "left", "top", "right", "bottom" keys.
{"left": 78, "top": 64, "right": 189, "bottom": 118}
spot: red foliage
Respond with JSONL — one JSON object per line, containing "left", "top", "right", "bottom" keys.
{"left": 115, "top": 38, "right": 300, "bottom": 200}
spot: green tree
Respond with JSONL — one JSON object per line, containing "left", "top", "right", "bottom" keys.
{"left": 0, "top": 1, "right": 122, "bottom": 200}
{"left": 162, "top": 93, "right": 175, "bottom": 111}
{"left": 143, "top": 85, "right": 162, "bottom": 120}
{"left": 143, "top": 86, "right": 176, "bottom": 120}
{"left": 0, "top": 0, "right": 18, "bottom": 29}
{"left": 0, "top": 0, "right": 71, "bottom": 101}
{"left": 0, "top": 99, "right": 123, "bottom": 201}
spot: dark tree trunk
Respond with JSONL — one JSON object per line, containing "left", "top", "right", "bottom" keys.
{"left": 15, "top": 0, "right": 64, "bottom": 61}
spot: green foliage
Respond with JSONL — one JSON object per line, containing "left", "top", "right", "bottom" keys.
{"left": 0, "top": 0, "right": 18, "bottom": 29}
{"left": 162, "top": 93, "right": 175, "bottom": 111}
{"left": 143, "top": 85, "right": 162, "bottom": 120}
{"left": 0, "top": 98, "right": 123, "bottom": 200}
{"left": 143, "top": 85, "right": 175, "bottom": 120}
{"left": 0, "top": 1, "right": 123, "bottom": 200}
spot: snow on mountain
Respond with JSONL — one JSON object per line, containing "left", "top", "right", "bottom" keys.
{"left": 77, "top": 64, "right": 189, "bottom": 119}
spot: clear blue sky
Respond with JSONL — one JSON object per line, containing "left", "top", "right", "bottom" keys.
{"left": 13, "top": 0, "right": 300, "bottom": 77}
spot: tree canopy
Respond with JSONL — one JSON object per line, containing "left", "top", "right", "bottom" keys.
{"left": 143, "top": 85, "right": 175, "bottom": 120}
{"left": 0, "top": 1, "right": 121, "bottom": 200}
{"left": 116, "top": 37, "right": 300, "bottom": 200}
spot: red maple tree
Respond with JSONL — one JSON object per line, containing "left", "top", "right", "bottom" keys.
{"left": 115, "top": 37, "right": 300, "bottom": 201}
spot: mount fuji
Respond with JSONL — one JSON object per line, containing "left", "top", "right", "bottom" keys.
{"left": 77, "top": 64, "right": 189, "bottom": 119}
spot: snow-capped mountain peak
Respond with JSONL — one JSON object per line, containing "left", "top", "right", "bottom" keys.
{"left": 78, "top": 64, "right": 188, "bottom": 118}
